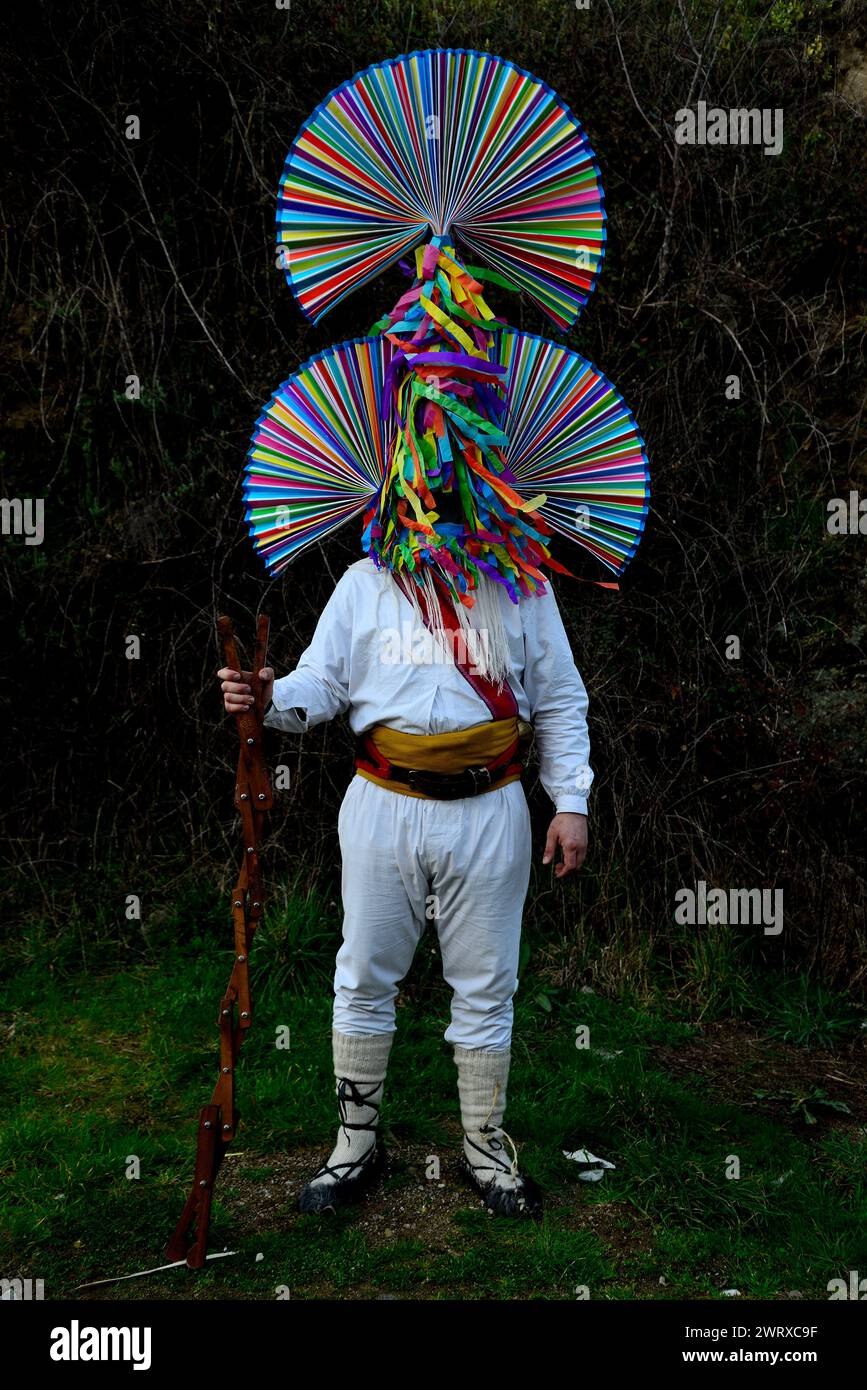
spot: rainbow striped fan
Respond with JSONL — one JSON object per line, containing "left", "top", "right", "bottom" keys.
{"left": 244, "top": 337, "right": 396, "bottom": 575}
{"left": 277, "top": 48, "right": 606, "bottom": 331}
{"left": 244, "top": 331, "right": 648, "bottom": 581}
{"left": 500, "top": 332, "right": 650, "bottom": 576}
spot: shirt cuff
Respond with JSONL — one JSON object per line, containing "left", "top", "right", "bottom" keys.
{"left": 554, "top": 796, "right": 588, "bottom": 816}
{"left": 266, "top": 672, "right": 314, "bottom": 730}
{"left": 262, "top": 698, "right": 309, "bottom": 733}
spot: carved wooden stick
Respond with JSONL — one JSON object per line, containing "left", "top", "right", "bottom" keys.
{"left": 165, "top": 613, "right": 272, "bottom": 1269}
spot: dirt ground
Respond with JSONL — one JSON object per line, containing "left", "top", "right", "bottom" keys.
{"left": 652, "top": 1019, "right": 867, "bottom": 1130}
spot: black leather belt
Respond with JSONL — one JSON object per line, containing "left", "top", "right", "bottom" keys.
{"left": 388, "top": 763, "right": 497, "bottom": 800}
{"left": 353, "top": 728, "right": 528, "bottom": 800}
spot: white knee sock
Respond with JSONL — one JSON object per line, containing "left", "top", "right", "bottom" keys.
{"left": 453, "top": 1045, "right": 520, "bottom": 1190}
{"left": 308, "top": 1029, "right": 393, "bottom": 1188}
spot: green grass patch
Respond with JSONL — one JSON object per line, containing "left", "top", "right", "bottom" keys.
{"left": 1, "top": 921, "right": 865, "bottom": 1300}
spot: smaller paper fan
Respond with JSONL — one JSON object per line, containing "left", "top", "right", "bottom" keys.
{"left": 496, "top": 330, "right": 650, "bottom": 575}
{"left": 243, "top": 337, "right": 396, "bottom": 576}
{"left": 244, "top": 331, "right": 649, "bottom": 583}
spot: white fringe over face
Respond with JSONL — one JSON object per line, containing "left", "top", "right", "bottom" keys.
{"left": 397, "top": 565, "right": 513, "bottom": 689}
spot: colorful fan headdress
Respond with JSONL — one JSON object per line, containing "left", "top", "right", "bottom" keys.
{"left": 245, "top": 49, "right": 649, "bottom": 607}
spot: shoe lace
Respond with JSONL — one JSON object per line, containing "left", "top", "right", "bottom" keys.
{"left": 475, "top": 1079, "right": 520, "bottom": 1183}
{"left": 310, "top": 1077, "right": 381, "bottom": 1186}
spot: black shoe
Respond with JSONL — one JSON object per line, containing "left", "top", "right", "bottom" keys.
{"left": 458, "top": 1151, "right": 544, "bottom": 1219}
{"left": 297, "top": 1141, "right": 388, "bottom": 1214}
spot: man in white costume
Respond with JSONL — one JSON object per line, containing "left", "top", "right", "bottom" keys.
{"left": 219, "top": 552, "right": 591, "bottom": 1218}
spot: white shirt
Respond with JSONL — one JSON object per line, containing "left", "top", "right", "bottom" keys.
{"left": 264, "top": 558, "right": 593, "bottom": 814}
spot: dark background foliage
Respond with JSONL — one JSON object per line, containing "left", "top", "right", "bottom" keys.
{"left": 2, "top": 0, "right": 865, "bottom": 989}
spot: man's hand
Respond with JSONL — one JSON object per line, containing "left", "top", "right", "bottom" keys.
{"left": 542, "top": 812, "right": 588, "bottom": 878}
{"left": 217, "top": 666, "right": 274, "bottom": 715}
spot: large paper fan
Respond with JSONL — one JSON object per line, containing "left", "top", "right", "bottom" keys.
{"left": 278, "top": 48, "right": 606, "bottom": 330}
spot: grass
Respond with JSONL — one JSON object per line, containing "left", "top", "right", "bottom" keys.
{"left": 1, "top": 895, "right": 865, "bottom": 1301}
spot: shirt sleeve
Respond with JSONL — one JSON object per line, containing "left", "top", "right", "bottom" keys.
{"left": 262, "top": 572, "right": 354, "bottom": 735}
{"left": 521, "top": 583, "right": 593, "bottom": 815}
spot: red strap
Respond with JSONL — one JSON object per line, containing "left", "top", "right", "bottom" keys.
{"left": 393, "top": 571, "right": 518, "bottom": 720}
{"left": 356, "top": 730, "right": 393, "bottom": 778}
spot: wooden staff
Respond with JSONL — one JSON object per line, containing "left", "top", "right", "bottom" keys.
{"left": 165, "top": 613, "right": 272, "bottom": 1269}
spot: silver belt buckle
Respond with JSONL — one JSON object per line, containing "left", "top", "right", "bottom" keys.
{"left": 468, "top": 765, "right": 493, "bottom": 794}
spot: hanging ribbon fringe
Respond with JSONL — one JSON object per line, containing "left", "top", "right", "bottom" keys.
{"left": 362, "top": 235, "right": 575, "bottom": 608}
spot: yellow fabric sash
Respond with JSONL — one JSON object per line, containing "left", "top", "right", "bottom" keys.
{"left": 356, "top": 717, "right": 526, "bottom": 800}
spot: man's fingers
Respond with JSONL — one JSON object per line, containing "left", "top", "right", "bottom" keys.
{"left": 223, "top": 682, "right": 253, "bottom": 705}
{"left": 554, "top": 839, "right": 579, "bottom": 878}
{"left": 217, "top": 664, "right": 259, "bottom": 712}
{"left": 547, "top": 818, "right": 589, "bottom": 878}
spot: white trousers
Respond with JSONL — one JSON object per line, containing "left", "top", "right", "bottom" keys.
{"left": 334, "top": 773, "right": 532, "bottom": 1050}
